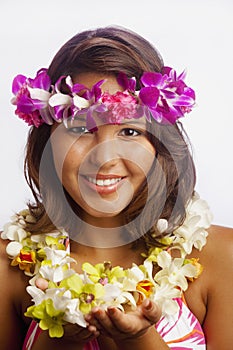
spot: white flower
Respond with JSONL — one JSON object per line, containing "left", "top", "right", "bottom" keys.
{"left": 157, "top": 219, "right": 168, "bottom": 233}
{"left": 43, "top": 247, "right": 75, "bottom": 265}
{"left": 26, "top": 285, "right": 65, "bottom": 306}
{"left": 152, "top": 282, "right": 181, "bottom": 315}
{"left": 173, "top": 193, "right": 212, "bottom": 255}
{"left": 6, "top": 241, "right": 23, "bottom": 257}
{"left": 1, "top": 223, "right": 27, "bottom": 242}
{"left": 155, "top": 251, "right": 197, "bottom": 291}
{"left": 63, "top": 298, "right": 87, "bottom": 327}
{"left": 39, "top": 264, "right": 76, "bottom": 283}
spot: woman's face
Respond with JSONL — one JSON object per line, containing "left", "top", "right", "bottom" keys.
{"left": 50, "top": 72, "right": 156, "bottom": 224}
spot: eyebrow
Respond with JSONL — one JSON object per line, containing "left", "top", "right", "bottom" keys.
{"left": 121, "top": 120, "right": 146, "bottom": 127}
{"left": 69, "top": 116, "right": 147, "bottom": 127}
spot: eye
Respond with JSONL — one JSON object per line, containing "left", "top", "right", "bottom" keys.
{"left": 67, "top": 126, "right": 91, "bottom": 135}
{"left": 119, "top": 128, "right": 141, "bottom": 137}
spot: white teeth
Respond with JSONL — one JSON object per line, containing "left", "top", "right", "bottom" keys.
{"left": 87, "top": 177, "right": 122, "bottom": 186}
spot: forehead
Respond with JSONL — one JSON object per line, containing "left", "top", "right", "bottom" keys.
{"left": 67, "top": 114, "right": 148, "bottom": 129}
{"left": 74, "top": 72, "right": 123, "bottom": 94}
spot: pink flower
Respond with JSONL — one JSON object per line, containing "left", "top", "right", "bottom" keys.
{"left": 101, "top": 91, "right": 138, "bottom": 123}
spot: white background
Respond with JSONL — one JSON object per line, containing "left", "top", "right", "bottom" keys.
{"left": 0, "top": 0, "right": 232, "bottom": 229}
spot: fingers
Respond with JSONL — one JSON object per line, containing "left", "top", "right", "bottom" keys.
{"left": 85, "top": 308, "right": 114, "bottom": 336}
{"left": 35, "top": 277, "right": 49, "bottom": 290}
{"left": 141, "top": 299, "right": 162, "bottom": 325}
{"left": 64, "top": 322, "right": 99, "bottom": 342}
{"left": 85, "top": 300, "right": 161, "bottom": 340}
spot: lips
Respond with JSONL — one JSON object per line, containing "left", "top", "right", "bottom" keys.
{"left": 81, "top": 174, "right": 126, "bottom": 194}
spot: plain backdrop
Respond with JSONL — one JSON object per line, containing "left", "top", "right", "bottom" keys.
{"left": 0, "top": 0, "right": 232, "bottom": 229}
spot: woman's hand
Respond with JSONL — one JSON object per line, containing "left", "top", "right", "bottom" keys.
{"left": 85, "top": 299, "right": 161, "bottom": 342}
{"left": 35, "top": 278, "right": 100, "bottom": 347}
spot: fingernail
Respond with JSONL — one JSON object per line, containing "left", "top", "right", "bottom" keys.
{"left": 107, "top": 307, "right": 115, "bottom": 315}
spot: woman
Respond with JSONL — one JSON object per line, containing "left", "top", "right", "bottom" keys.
{"left": 1, "top": 26, "right": 233, "bottom": 349}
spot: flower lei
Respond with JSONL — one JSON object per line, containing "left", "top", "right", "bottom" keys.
{"left": 1, "top": 193, "right": 212, "bottom": 338}
{"left": 11, "top": 67, "right": 195, "bottom": 129}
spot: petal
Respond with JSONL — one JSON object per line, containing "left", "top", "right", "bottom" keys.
{"left": 82, "top": 262, "right": 99, "bottom": 275}
{"left": 49, "top": 93, "right": 72, "bottom": 107}
{"left": 6, "top": 241, "right": 22, "bottom": 257}
{"left": 12, "top": 74, "right": 27, "bottom": 94}
{"left": 86, "top": 109, "right": 98, "bottom": 132}
{"left": 172, "top": 95, "right": 195, "bottom": 106}
{"left": 157, "top": 251, "right": 171, "bottom": 268}
{"left": 140, "top": 72, "right": 162, "bottom": 87}
{"left": 72, "top": 83, "right": 88, "bottom": 94}
{"left": 28, "top": 87, "right": 51, "bottom": 102}
{"left": 157, "top": 219, "right": 168, "bottom": 233}
{"left": 40, "top": 108, "right": 54, "bottom": 125}
{"left": 92, "top": 79, "right": 105, "bottom": 99}
{"left": 33, "top": 69, "right": 51, "bottom": 90}
{"left": 139, "top": 87, "right": 159, "bottom": 108}
{"left": 73, "top": 95, "right": 90, "bottom": 109}
{"left": 17, "top": 95, "right": 35, "bottom": 113}
{"left": 117, "top": 73, "right": 136, "bottom": 92}
{"left": 26, "top": 286, "right": 45, "bottom": 305}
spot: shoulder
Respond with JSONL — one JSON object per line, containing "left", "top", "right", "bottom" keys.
{"left": 195, "top": 224, "right": 233, "bottom": 289}
{"left": 201, "top": 224, "right": 233, "bottom": 265}
{"left": 0, "top": 234, "right": 32, "bottom": 314}
{"left": 198, "top": 225, "right": 233, "bottom": 347}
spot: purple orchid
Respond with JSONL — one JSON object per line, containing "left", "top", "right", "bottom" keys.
{"left": 139, "top": 67, "right": 195, "bottom": 124}
{"left": 12, "top": 68, "right": 52, "bottom": 127}
{"left": 117, "top": 72, "right": 136, "bottom": 93}
{"left": 11, "top": 66, "right": 196, "bottom": 129}
{"left": 49, "top": 77, "right": 106, "bottom": 130}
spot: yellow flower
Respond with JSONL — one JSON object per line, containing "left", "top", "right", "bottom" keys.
{"left": 11, "top": 249, "right": 37, "bottom": 273}
{"left": 136, "top": 279, "right": 154, "bottom": 304}
{"left": 185, "top": 258, "right": 203, "bottom": 281}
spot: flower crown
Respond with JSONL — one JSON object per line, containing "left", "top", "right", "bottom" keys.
{"left": 11, "top": 67, "right": 195, "bottom": 129}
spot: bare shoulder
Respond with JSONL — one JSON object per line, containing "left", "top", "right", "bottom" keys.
{"left": 0, "top": 238, "right": 30, "bottom": 312}
{"left": 0, "top": 236, "right": 27, "bottom": 301}
{"left": 201, "top": 224, "right": 233, "bottom": 263}
{"left": 199, "top": 225, "right": 233, "bottom": 348}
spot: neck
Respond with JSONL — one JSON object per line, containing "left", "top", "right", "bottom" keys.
{"left": 69, "top": 221, "right": 136, "bottom": 248}
{"left": 70, "top": 239, "right": 146, "bottom": 268}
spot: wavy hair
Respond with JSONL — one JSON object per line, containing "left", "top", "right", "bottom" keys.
{"left": 24, "top": 26, "right": 196, "bottom": 245}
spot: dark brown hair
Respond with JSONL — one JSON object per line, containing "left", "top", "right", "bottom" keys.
{"left": 24, "top": 26, "right": 196, "bottom": 244}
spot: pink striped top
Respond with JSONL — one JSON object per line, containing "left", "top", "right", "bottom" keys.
{"left": 22, "top": 297, "right": 206, "bottom": 349}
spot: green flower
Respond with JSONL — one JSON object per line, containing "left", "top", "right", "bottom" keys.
{"left": 82, "top": 261, "right": 125, "bottom": 285}
{"left": 25, "top": 299, "right": 65, "bottom": 338}
{"left": 59, "top": 274, "right": 84, "bottom": 296}
{"left": 79, "top": 283, "right": 105, "bottom": 314}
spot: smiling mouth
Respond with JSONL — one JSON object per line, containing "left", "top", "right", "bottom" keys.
{"left": 86, "top": 176, "right": 123, "bottom": 187}
{"left": 81, "top": 175, "right": 126, "bottom": 194}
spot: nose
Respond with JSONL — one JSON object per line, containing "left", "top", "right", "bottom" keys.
{"left": 88, "top": 129, "right": 120, "bottom": 169}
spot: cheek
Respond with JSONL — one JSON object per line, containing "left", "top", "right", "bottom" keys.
{"left": 123, "top": 142, "right": 155, "bottom": 177}
{"left": 51, "top": 137, "right": 85, "bottom": 182}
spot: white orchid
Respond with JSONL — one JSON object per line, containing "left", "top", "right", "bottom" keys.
{"left": 173, "top": 193, "right": 213, "bottom": 256}
{"left": 39, "top": 264, "right": 76, "bottom": 283}
{"left": 3, "top": 193, "right": 213, "bottom": 338}
{"left": 155, "top": 251, "right": 197, "bottom": 291}
{"left": 152, "top": 282, "right": 181, "bottom": 315}
{"left": 63, "top": 298, "right": 87, "bottom": 327}
{"left": 43, "top": 246, "right": 75, "bottom": 266}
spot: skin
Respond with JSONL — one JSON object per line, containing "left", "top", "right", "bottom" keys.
{"left": 1, "top": 73, "right": 233, "bottom": 349}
